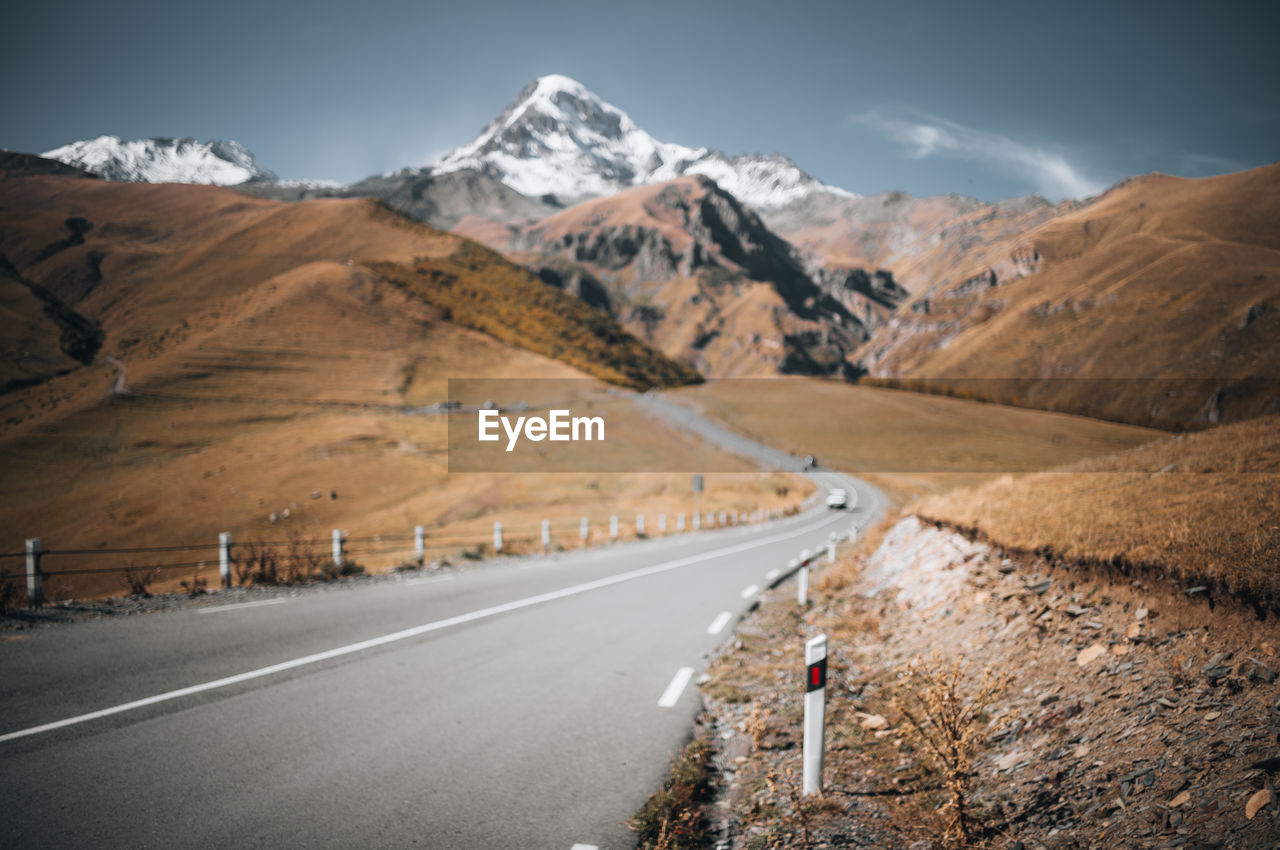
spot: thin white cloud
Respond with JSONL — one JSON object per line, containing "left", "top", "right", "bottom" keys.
{"left": 854, "top": 109, "right": 1106, "bottom": 200}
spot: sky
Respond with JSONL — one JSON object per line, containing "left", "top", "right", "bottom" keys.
{"left": 5, "top": 0, "right": 1277, "bottom": 201}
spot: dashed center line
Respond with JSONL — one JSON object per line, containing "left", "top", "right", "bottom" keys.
{"left": 765, "top": 568, "right": 781, "bottom": 581}
{"left": 657, "top": 667, "right": 695, "bottom": 708}
{"left": 570, "top": 844, "right": 599, "bottom": 850}
{"left": 707, "top": 611, "right": 732, "bottom": 635}
{"left": 740, "top": 584, "right": 760, "bottom": 599}
{"left": 196, "top": 599, "right": 288, "bottom": 615}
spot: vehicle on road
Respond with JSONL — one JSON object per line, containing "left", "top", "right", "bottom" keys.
{"left": 803, "top": 454, "right": 818, "bottom": 470}
{"left": 826, "top": 488, "right": 849, "bottom": 509}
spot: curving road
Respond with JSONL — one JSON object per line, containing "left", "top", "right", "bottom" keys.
{"left": 0, "top": 396, "right": 884, "bottom": 849}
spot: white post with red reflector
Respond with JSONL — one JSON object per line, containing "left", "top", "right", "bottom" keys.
{"left": 803, "top": 633, "right": 828, "bottom": 795}
{"left": 414, "top": 525, "right": 425, "bottom": 566}
{"left": 797, "top": 563, "right": 809, "bottom": 606}
{"left": 609, "top": 515, "right": 618, "bottom": 541}
{"left": 693, "top": 512, "right": 701, "bottom": 531}
{"left": 541, "top": 519, "right": 550, "bottom": 552}
{"left": 332, "top": 529, "right": 344, "bottom": 568}
{"left": 659, "top": 514, "right": 666, "bottom": 534}
{"left": 636, "top": 514, "right": 644, "bottom": 536}
{"left": 580, "top": 517, "right": 589, "bottom": 542}
{"left": 493, "top": 522, "right": 503, "bottom": 553}
{"left": 677, "top": 513, "right": 685, "bottom": 531}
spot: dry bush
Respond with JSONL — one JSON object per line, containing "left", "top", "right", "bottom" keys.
{"left": 119, "top": 563, "right": 160, "bottom": 597}
{"left": 179, "top": 570, "right": 208, "bottom": 597}
{"left": 236, "top": 541, "right": 281, "bottom": 586}
{"left": 284, "top": 531, "right": 326, "bottom": 583}
{"left": 893, "top": 658, "right": 1013, "bottom": 846}
{"left": 920, "top": 415, "right": 1280, "bottom": 612}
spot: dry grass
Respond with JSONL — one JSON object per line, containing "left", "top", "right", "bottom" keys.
{"left": 919, "top": 414, "right": 1280, "bottom": 611}
{"left": 671, "top": 377, "right": 1161, "bottom": 503}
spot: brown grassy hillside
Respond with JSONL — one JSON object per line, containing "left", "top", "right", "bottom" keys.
{"left": 0, "top": 176, "right": 796, "bottom": 603}
{"left": 859, "top": 164, "right": 1280, "bottom": 429}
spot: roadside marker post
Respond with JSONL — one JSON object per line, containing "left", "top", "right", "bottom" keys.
{"left": 659, "top": 514, "right": 667, "bottom": 534}
{"left": 803, "top": 634, "right": 828, "bottom": 795}
{"left": 693, "top": 512, "right": 701, "bottom": 531}
{"left": 414, "top": 525, "right": 425, "bottom": 566}
{"left": 331, "top": 529, "right": 344, "bottom": 569}
{"left": 719, "top": 510, "right": 727, "bottom": 527}
{"left": 493, "top": 521, "right": 503, "bottom": 554}
{"left": 797, "top": 564, "right": 809, "bottom": 606}
{"left": 677, "top": 513, "right": 685, "bottom": 531}
{"left": 827, "top": 542, "right": 835, "bottom": 563}
{"left": 580, "top": 517, "right": 589, "bottom": 542}
{"left": 541, "top": 519, "right": 550, "bottom": 552}
{"left": 25, "top": 538, "right": 42, "bottom": 609}
{"left": 219, "top": 532, "right": 232, "bottom": 588}
{"left": 636, "top": 514, "right": 644, "bottom": 536}
{"left": 610, "top": 515, "right": 618, "bottom": 541}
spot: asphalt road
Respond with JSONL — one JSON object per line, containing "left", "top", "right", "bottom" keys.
{"left": 1, "top": 407, "right": 884, "bottom": 849}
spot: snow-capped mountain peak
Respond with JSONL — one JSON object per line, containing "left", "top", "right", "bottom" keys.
{"left": 41, "top": 136, "right": 277, "bottom": 185}
{"left": 430, "top": 75, "right": 855, "bottom": 209}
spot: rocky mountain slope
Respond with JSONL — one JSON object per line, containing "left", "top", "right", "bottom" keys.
{"left": 480, "top": 175, "right": 906, "bottom": 377}
{"left": 761, "top": 189, "right": 1069, "bottom": 295}
{"left": 42, "top": 136, "right": 277, "bottom": 185}
{"left": 856, "top": 163, "right": 1280, "bottom": 429}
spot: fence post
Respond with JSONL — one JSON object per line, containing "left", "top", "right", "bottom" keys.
{"left": 580, "top": 517, "right": 589, "bottom": 542}
{"left": 677, "top": 512, "right": 685, "bottom": 531}
{"left": 541, "top": 519, "right": 551, "bottom": 553}
{"left": 332, "top": 529, "right": 344, "bottom": 568}
{"left": 636, "top": 514, "right": 644, "bottom": 536}
{"left": 693, "top": 511, "right": 701, "bottom": 531}
{"left": 719, "top": 510, "right": 726, "bottom": 527}
{"left": 219, "top": 532, "right": 232, "bottom": 588}
{"left": 414, "top": 525, "right": 425, "bottom": 566}
{"left": 827, "top": 542, "right": 835, "bottom": 563}
{"left": 797, "top": 563, "right": 809, "bottom": 606}
{"left": 659, "top": 514, "right": 667, "bottom": 534}
{"left": 803, "top": 634, "right": 828, "bottom": 795}
{"left": 25, "top": 538, "right": 42, "bottom": 609}
{"left": 609, "top": 515, "right": 618, "bottom": 541}
{"left": 494, "top": 521, "right": 503, "bottom": 553}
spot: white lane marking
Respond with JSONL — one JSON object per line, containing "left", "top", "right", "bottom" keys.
{"left": 0, "top": 511, "right": 844, "bottom": 744}
{"left": 707, "top": 611, "right": 733, "bottom": 635}
{"left": 657, "top": 667, "right": 695, "bottom": 708}
{"left": 765, "top": 568, "right": 781, "bottom": 581}
{"left": 570, "top": 844, "right": 598, "bottom": 850}
{"left": 740, "top": 584, "right": 760, "bottom": 599}
{"left": 196, "top": 599, "right": 288, "bottom": 615}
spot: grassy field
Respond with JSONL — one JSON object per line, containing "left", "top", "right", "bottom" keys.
{"left": 670, "top": 377, "right": 1162, "bottom": 502}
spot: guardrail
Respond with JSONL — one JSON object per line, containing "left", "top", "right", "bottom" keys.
{"left": 1, "top": 503, "right": 807, "bottom": 609}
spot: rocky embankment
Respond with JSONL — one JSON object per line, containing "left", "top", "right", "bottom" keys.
{"left": 692, "top": 516, "right": 1280, "bottom": 848}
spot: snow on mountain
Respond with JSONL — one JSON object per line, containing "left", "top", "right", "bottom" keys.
{"left": 429, "top": 75, "right": 855, "bottom": 209}
{"left": 41, "top": 136, "right": 277, "bottom": 185}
